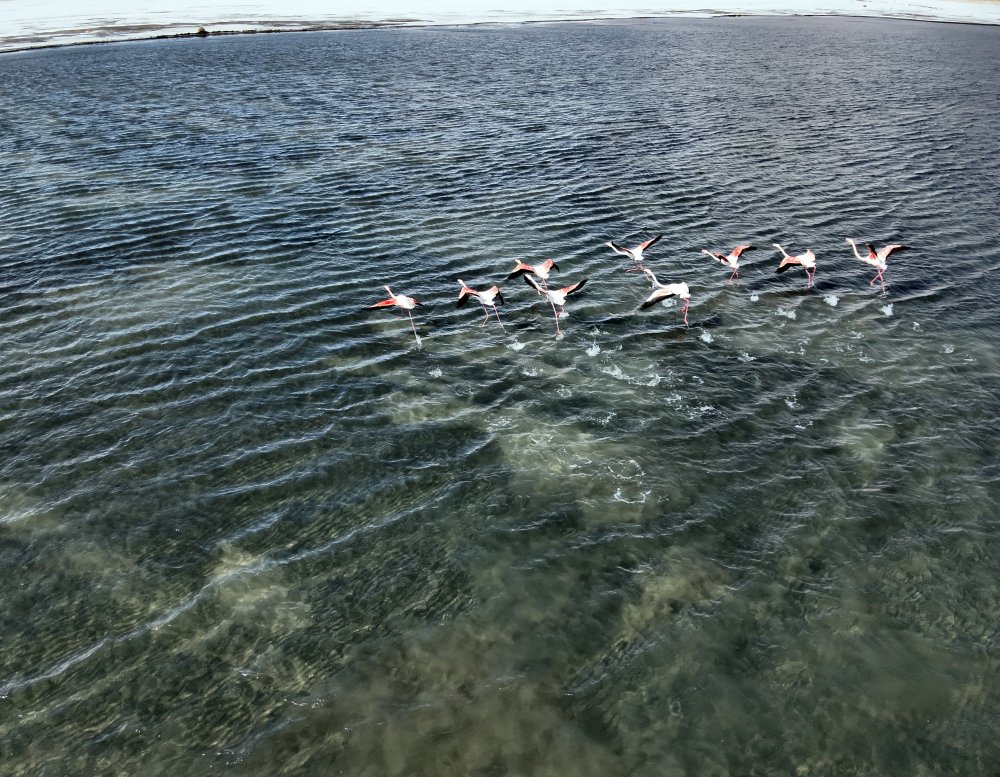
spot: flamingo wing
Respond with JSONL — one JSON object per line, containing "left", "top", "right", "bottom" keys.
{"left": 732, "top": 245, "right": 756, "bottom": 257}
{"left": 524, "top": 275, "right": 544, "bottom": 294}
{"left": 879, "top": 244, "right": 909, "bottom": 260}
{"left": 506, "top": 263, "right": 533, "bottom": 280}
{"left": 456, "top": 288, "right": 475, "bottom": 308}
{"left": 640, "top": 234, "right": 662, "bottom": 251}
{"left": 561, "top": 278, "right": 588, "bottom": 297}
{"left": 639, "top": 287, "right": 676, "bottom": 310}
{"left": 365, "top": 298, "right": 397, "bottom": 309}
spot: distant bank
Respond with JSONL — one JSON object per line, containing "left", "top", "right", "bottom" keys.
{"left": 2, "top": 0, "right": 998, "bottom": 53}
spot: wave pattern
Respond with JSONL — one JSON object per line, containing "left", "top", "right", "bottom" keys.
{"left": 2, "top": 17, "right": 1000, "bottom": 776}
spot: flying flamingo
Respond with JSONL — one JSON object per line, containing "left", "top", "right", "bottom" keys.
{"left": 845, "top": 238, "right": 908, "bottom": 294}
{"left": 364, "top": 284, "right": 423, "bottom": 343}
{"left": 506, "top": 259, "right": 559, "bottom": 288}
{"left": 638, "top": 267, "right": 690, "bottom": 325}
{"left": 773, "top": 243, "right": 818, "bottom": 288}
{"left": 457, "top": 279, "right": 507, "bottom": 331}
{"left": 524, "top": 274, "right": 588, "bottom": 336}
{"left": 606, "top": 234, "right": 662, "bottom": 273}
{"left": 700, "top": 244, "right": 756, "bottom": 284}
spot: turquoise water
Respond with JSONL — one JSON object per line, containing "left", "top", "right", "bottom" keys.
{"left": 2, "top": 16, "right": 1000, "bottom": 775}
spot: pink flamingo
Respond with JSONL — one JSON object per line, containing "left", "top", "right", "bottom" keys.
{"left": 606, "top": 234, "right": 662, "bottom": 273}
{"left": 639, "top": 267, "right": 690, "bottom": 325}
{"left": 457, "top": 279, "right": 507, "bottom": 331}
{"left": 364, "top": 285, "right": 423, "bottom": 343}
{"left": 506, "top": 259, "right": 559, "bottom": 288}
{"left": 846, "top": 238, "right": 908, "bottom": 294}
{"left": 700, "top": 244, "right": 756, "bottom": 284}
{"left": 774, "top": 243, "right": 817, "bottom": 288}
{"left": 524, "top": 274, "right": 588, "bottom": 336}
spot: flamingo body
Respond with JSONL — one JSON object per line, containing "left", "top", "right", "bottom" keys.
{"left": 524, "top": 274, "right": 588, "bottom": 336}
{"left": 639, "top": 268, "right": 691, "bottom": 324}
{"left": 365, "top": 285, "right": 424, "bottom": 342}
{"left": 457, "top": 279, "right": 507, "bottom": 331}
{"left": 701, "top": 244, "right": 756, "bottom": 284}
{"left": 607, "top": 234, "right": 662, "bottom": 273}
{"left": 846, "top": 238, "right": 909, "bottom": 293}
{"left": 507, "top": 259, "right": 559, "bottom": 285}
{"left": 773, "top": 243, "right": 818, "bottom": 287}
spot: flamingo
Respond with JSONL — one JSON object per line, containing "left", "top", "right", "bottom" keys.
{"left": 773, "top": 243, "right": 818, "bottom": 288}
{"left": 364, "top": 284, "right": 423, "bottom": 343}
{"left": 638, "top": 267, "right": 690, "bottom": 325}
{"left": 700, "top": 244, "right": 756, "bottom": 284}
{"left": 524, "top": 274, "right": 588, "bottom": 336}
{"left": 506, "top": 259, "right": 559, "bottom": 288}
{"left": 846, "top": 238, "right": 908, "bottom": 294}
{"left": 457, "top": 279, "right": 507, "bottom": 331}
{"left": 606, "top": 234, "right": 662, "bottom": 273}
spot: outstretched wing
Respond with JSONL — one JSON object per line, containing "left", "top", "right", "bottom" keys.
{"left": 880, "top": 244, "right": 909, "bottom": 260}
{"left": 456, "top": 288, "right": 475, "bottom": 308}
{"left": 640, "top": 234, "right": 662, "bottom": 251}
{"left": 365, "top": 298, "right": 396, "bottom": 309}
{"left": 506, "top": 262, "right": 532, "bottom": 280}
{"left": 639, "top": 287, "right": 675, "bottom": 310}
{"left": 562, "top": 278, "right": 588, "bottom": 297}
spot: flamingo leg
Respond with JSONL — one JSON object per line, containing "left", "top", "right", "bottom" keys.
{"left": 493, "top": 305, "right": 507, "bottom": 333}
{"left": 407, "top": 309, "right": 419, "bottom": 342}
{"left": 682, "top": 300, "right": 690, "bottom": 326}
{"left": 728, "top": 268, "right": 738, "bottom": 285}
{"left": 549, "top": 299, "right": 562, "bottom": 336}
{"left": 480, "top": 309, "right": 489, "bottom": 327}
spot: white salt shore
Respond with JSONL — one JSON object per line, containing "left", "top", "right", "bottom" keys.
{"left": 1, "top": 0, "right": 998, "bottom": 53}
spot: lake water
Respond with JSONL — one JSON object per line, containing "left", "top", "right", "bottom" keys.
{"left": 2, "top": 16, "right": 1000, "bottom": 775}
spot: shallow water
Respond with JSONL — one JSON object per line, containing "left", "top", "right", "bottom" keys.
{"left": 2, "top": 16, "right": 1000, "bottom": 775}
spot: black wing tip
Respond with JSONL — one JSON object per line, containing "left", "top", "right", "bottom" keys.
{"left": 550, "top": 262, "right": 560, "bottom": 272}
{"left": 776, "top": 265, "right": 789, "bottom": 274}
{"left": 496, "top": 291, "right": 506, "bottom": 306}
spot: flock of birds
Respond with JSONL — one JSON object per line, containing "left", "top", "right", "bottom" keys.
{"left": 365, "top": 235, "right": 910, "bottom": 342}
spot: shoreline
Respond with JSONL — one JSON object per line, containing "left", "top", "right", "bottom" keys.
{"left": 3, "top": 9, "right": 999, "bottom": 57}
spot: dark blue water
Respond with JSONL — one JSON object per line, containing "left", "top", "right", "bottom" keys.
{"left": 2, "top": 16, "right": 1000, "bottom": 775}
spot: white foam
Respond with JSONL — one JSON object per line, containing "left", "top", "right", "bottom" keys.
{"left": 428, "top": 367, "right": 442, "bottom": 378}
{"left": 750, "top": 294, "right": 760, "bottom": 302}
{"left": 912, "top": 322, "right": 921, "bottom": 331}
{"left": 943, "top": 344, "right": 955, "bottom": 354}
{"left": 586, "top": 341, "right": 601, "bottom": 357}
{"left": 776, "top": 308, "right": 797, "bottom": 320}
{"left": 823, "top": 295, "right": 839, "bottom": 307}
{"left": 738, "top": 351, "right": 756, "bottom": 362}
{"left": 508, "top": 339, "right": 526, "bottom": 352}
{"left": 880, "top": 304, "right": 894, "bottom": 317}
{"left": 700, "top": 331, "right": 714, "bottom": 344}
